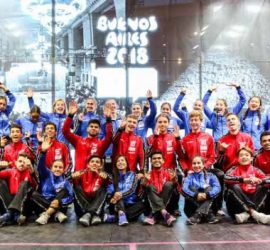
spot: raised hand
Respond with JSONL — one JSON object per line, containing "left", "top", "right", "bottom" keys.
{"left": 41, "top": 137, "right": 52, "bottom": 152}
{"left": 104, "top": 103, "right": 112, "bottom": 118}
{"left": 25, "top": 158, "right": 34, "bottom": 174}
{"left": 37, "top": 130, "right": 44, "bottom": 143}
{"left": 180, "top": 88, "right": 187, "bottom": 95}
{"left": 146, "top": 89, "right": 152, "bottom": 99}
{"left": 219, "top": 142, "right": 230, "bottom": 152}
{"left": 72, "top": 171, "right": 84, "bottom": 179}
{"left": 210, "top": 85, "right": 217, "bottom": 92}
{"left": 68, "top": 100, "right": 78, "bottom": 115}
{"left": 99, "top": 171, "right": 108, "bottom": 179}
{"left": 0, "top": 83, "right": 7, "bottom": 92}
{"left": 0, "top": 136, "right": 8, "bottom": 147}
{"left": 78, "top": 113, "right": 84, "bottom": 121}
{"left": 120, "top": 117, "right": 127, "bottom": 129}
{"left": 26, "top": 88, "right": 33, "bottom": 98}
{"left": 226, "top": 82, "right": 239, "bottom": 88}
{"left": 173, "top": 125, "right": 180, "bottom": 138}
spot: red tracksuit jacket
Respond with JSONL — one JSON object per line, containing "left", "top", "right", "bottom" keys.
{"left": 254, "top": 149, "right": 270, "bottom": 175}
{"left": 147, "top": 133, "right": 181, "bottom": 170}
{"left": 218, "top": 132, "right": 254, "bottom": 172}
{"left": 180, "top": 131, "right": 215, "bottom": 172}
{"left": 62, "top": 116, "right": 112, "bottom": 171}
{"left": 113, "top": 129, "right": 145, "bottom": 172}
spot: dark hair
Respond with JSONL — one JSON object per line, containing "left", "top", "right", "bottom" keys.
{"left": 18, "top": 152, "right": 31, "bottom": 160}
{"left": 113, "top": 155, "right": 130, "bottom": 191}
{"left": 30, "top": 105, "right": 41, "bottom": 114}
{"left": 156, "top": 113, "right": 170, "bottom": 122}
{"left": 10, "top": 123, "right": 23, "bottom": 133}
{"left": 192, "top": 155, "right": 208, "bottom": 182}
{"left": 161, "top": 102, "right": 171, "bottom": 111}
{"left": 150, "top": 150, "right": 164, "bottom": 159}
{"left": 260, "top": 131, "right": 270, "bottom": 141}
{"left": 242, "top": 96, "right": 262, "bottom": 129}
{"left": 87, "top": 119, "right": 101, "bottom": 127}
{"left": 45, "top": 122, "right": 57, "bottom": 131}
{"left": 87, "top": 154, "right": 103, "bottom": 164}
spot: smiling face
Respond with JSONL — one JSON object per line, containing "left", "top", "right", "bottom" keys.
{"left": 238, "top": 149, "right": 253, "bottom": 166}
{"left": 125, "top": 117, "right": 138, "bottom": 133}
{"left": 192, "top": 156, "right": 204, "bottom": 173}
{"left": 215, "top": 99, "right": 227, "bottom": 115}
{"left": 131, "top": 104, "right": 142, "bottom": 118}
{"left": 261, "top": 134, "right": 270, "bottom": 151}
{"left": 193, "top": 100, "right": 204, "bottom": 112}
{"left": 85, "top": 98, "right": 97, "bottom": 113}
{"left": 53, "top": 100, "right": 66, "bottom": 114}
{"left": 10, "top": 127, "right": 23, "bottom": 143}
{"left": 45, "top": 124, "right": 57, "bottom": 139}
{"left": 0, "top": 97, "right": 7, "bottom": 112}
{"left": 161, "top": 103, "right": 171, "bottom": 116}
{"left": 151, "top": 153, "right": 164, "bottom": 168}
{"left": 116, "top": 156, "right": 128, "bottom": 171}
{"left": 190, "top": 116, "right": 202, "bottom": 132}
{"left": 248, "top": 97, "right": 261, "bottom": 111}
{"left": 156, "top": 115, "right": 169, "bottom": 133}
{"left": 51, "top": 160, "right": 65, "bottom": 176}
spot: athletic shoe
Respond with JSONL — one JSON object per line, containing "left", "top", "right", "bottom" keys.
{"left": 251, "top": 210, "right": 270, "bottom": 224}
{"left": 103, "top": 213, "right": 116, "bottom": 223}
{"left": 207, "top": 212, "right": 219, "bottom": 224}
{"left": 79, "top": 213, "right": 91, "bottom": 227}
{"left": 91, "top": 215, "right": 102, "bottom": 225}
{"left": 163, "top": 212, "right": 176, "bottom": 227}
{"left": 143, "top": 215, "right": 156, "bottom": 225}
{"left": 217, "top": 210, "right": 226, "bottom": 216}
{"left": 172, "top": 209, "right": 182, "bottom": 217}
{"left": 36, "top": 212, "right": 50, "bottom": 225}
{"left": 54, "top": 211, "right": 68, "bottom": 223}
{"left": 16, "top": 214, "right": 27, "bottom": 226}
{"left": 118, "top": 213, "right": 129, "bottom": 226}
{"left": 0, "top": 212, "right": 12, "bottom": 226}
{"left": 187, "top": 213, "right": 201, "bottom": 225}
{"left": 235, "top": 212, "right": 250, "bottom": 224}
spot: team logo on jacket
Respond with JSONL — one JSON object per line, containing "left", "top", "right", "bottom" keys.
{"left": 200, "top": 139, "right": 207, "bottom": 153}
{"left": 166, "top": 140, "right": 173, "bottom": 152}
{"left": 239, "top": 142, "right": 247, "bottom": 148}
{"left": 129, "top": 141, "right": 137, "bottom": 153}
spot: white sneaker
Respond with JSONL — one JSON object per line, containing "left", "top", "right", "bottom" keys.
{"left": 251, "top": 210, "right": 270, "bottom": 224}
{"left": 235, "top": 212, "right": 250, "bottom": 224}
{"left": 79, "top": 213, "right": 91, "bottom": 227}
{"left": 36, "top": 212, "right": 50, "bottom": 225}
{"left": 54, "top": 211, "right": 68, "bottom": 223}
{"left": 217, "top": 210, "right": 226, "bottom": 216}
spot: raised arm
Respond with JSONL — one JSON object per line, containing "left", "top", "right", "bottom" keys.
{"left": 229, "top": 83, "right": 246, "bottom": 114}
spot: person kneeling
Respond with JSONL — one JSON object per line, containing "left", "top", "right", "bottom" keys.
{"left": 225, "top": 147, "right": 270, "bottom": 224}
{"left": 104, "top": 155, "right": 145, "bottom": 226}
{"left": 182, "top": 156, "right": 221, "bottom": 225}
{"left": 32, "top": 139, "right": 73, "bottom": 225}
{"left": 72, "top": 155, "right": 109, "bottom": 227}
{"left": 143, "top": 151, "right": 177, "bottom": 227}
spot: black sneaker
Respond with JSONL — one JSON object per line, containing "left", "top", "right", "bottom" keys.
{"left": 187, "top": 213, "right": 201, "bottom": 225}
{"left": 172, "top": 209, "right": 182, "bottom": 217}
{"left": 207, "top": 212, "right": 219, "bottom": 224}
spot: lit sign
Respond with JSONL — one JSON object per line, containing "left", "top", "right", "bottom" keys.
{"left": 97, "top": 16, "right": 158, "bottom": 65}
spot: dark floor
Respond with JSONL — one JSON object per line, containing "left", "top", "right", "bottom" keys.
{"left": 0, "top": 201, "right": 269, "bottom": 250}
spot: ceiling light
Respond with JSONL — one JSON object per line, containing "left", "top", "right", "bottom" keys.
{"left": 213, "top": 5, "right": 222, "bottom": 12}
{"left": 246, "top": 5, "right": 261, "bottom": 13}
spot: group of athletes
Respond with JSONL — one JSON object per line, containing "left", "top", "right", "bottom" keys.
{"left": 0, "top": 81, "right": 270, "bottom": 227}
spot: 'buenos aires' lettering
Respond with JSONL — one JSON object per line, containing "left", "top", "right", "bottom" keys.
{"left": 97, "top": 16, "right": 158, "bottom": 65}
